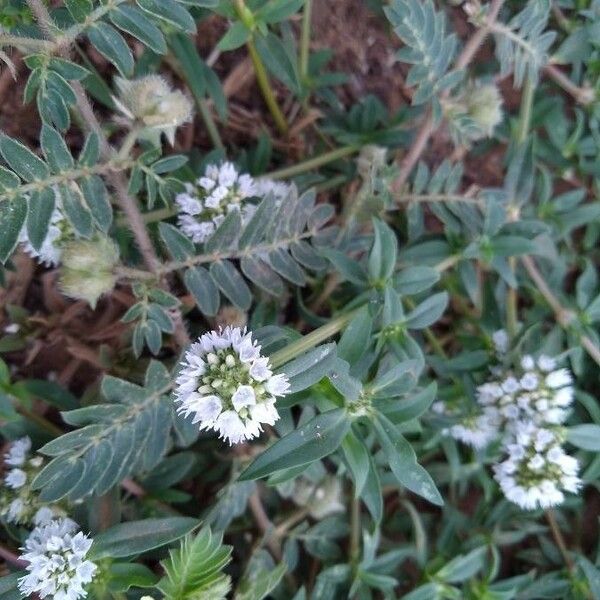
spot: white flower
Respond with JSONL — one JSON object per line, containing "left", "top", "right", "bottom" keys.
{"left": 448, "top": 415, "right": 498, "bottom": 449}
{"left": 492, "top": 329, "right": 509, "bottom": 354}
{"left": 1, "top": 438, "right": 59, "bottom": 526}
{"left": 175, "top": 326, "right": 289, "bottom": 445}
{"left": 546, "top": 368, "right": 572, "bottom": 389}
{"left": 18, "top": 519, "right": 97, "bottom": 600}
{"left": 176, "top": 162, "right": 259, "bottom": 244}
{"left": 253, "top": 178, "right": 292, "bottom": 203}
{"left": 4, "top": 436, "right": 32, "bottom": 466}
{"left": 494, "top": 424, "right": 581, "bottom": 511}
{"left": 19, "top": 196, "right": 68, "bottom": 267}
{"left": 5, "top": 468, "right": 27, "bottom": 489}
{"left": 476, "top": 356, "right": 575, "bottom": 428}
{"left": 538, "top": 355, "right": 556, "bottom": 372}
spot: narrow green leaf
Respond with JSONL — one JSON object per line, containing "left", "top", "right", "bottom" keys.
{"left": 91, "top": 518, "right": 200, "bottom": 559}
{"left": 239, "top": 408, "right": 351, "bottom": 481}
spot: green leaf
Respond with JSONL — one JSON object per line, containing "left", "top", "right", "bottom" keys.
{"left": 0, "top": 135, "right": 49, "bottom": 182}
{"left": 136, "top": 0, "right": 196, "bottom": 34}
{"left": 218, "top": 22, "right": 251, "bottom": 51}
{"left": 185, "top": 266, "right": 220, "bottom": 317}
{"left": 107, "top": 563, "right": 159, "bottom": 592}
{"left": 59, "top": 184, "right": 93, "bottom": 237}
{"left": 239, "top": 408, "right": 351, "bottom": 481}
{"left": 158, "top": 527, "right": 232, "bottom": 600}
{"left": 209, "top": 260, "right": 252, "bottom": 311}
{"left": 394, "top": 266, "right": 440, "bottom": 295}
{"left": 110, "top": 5, "right": 168, "bottom": 55}
{"left": 337, "top": 307, "right": 372, "bottom": 365}
{"left": 234, "top": 561, "right": 287, "bottom": 600}
{"left": 88, "top": 22, "right": 134, "bottom": 77}
{"left": 26, "top": 188, "right": 55, "bottom": 251}
{"left": 254, "top": 32, "right": 300, "bottom": 94}
{"left": 91, "top": 517, "right": 200, "bottom": 559}
{"left": 373, "top": 412, "right": 443, "bottom": 506}
{"left": 81, "top": 176, "right": 112, "bottom": 232}
{"left": 405, "top": 292, "right": 448, "bottom": 329}
{"left": 0, "top": 572, "right": 24, "bottom": 600}
{"left": 65, "top": 0, "right": 93, "bottom": 22}
{"left": 368, "top": 219, "right": 398, "bottom": 282}
{"left": 159, "top": 222, "right": 194, "bottom": 260}
{"left": 256, "top": 0, "right": 304, "bottom": 23}
{"left": 0, "top": 198, "right": 27, "bottom": 263}
{"left": 280, "top": 343, "right": 337, "bottom": 393}
{"left": 375, "top": 382, "right": 437, "bottom": 423}
{"left": 35, "top": 363, "right": 173, "bottom": 499}
{"left": 40, "top": 124, "right": 74, "bottom": 172}
{"left": 435, "top": 547, "right": 487, "bottom": 583}
{"left": 567, "top": 424, "right": 600, "bottom": 451}
{"left": 342, "top": 430, "right": 370, "bottom": 496}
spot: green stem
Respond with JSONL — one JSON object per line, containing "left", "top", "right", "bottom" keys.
{"left": 234, "top": 0, "right": 288, "bottom": 135}
{"left": 299, "top": 0, "right": 313, "bottom": 82}
{"left": 117, "top": 128, "right": 140, "bottom": 160}
{"left": 267, "top": 145, "right": 359, "bottom": 179}
{"left": 246, "top": 38, "right": 289, "bottom": 135}
{"left": 516, "top": 78, "right": 535, "bottom": 145}
{"left": 198, "top": 97, "right": 224, "bottom": 150}
{"left": 270, "top": 308, "right": 360, "bottom": 368}
{"left": 16, "top": 405, "right": 63, "bottom": 436}
{"left": 507, "top": 78, "right": 535, "bottom": 340}
{"left": 350, "top": 494, "right": 361, "bottom": 567}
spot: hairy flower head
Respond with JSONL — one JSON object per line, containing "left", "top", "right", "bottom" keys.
{"left": 175, "top": 326, "right": 289, "bottom": 444}
{"left": 59, "top": 235, "right": 119, "bottom": 308}
{"left": 114, "top": 75, "right": 193, "bottom": 145}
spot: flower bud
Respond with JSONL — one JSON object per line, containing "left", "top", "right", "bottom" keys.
{"left": 59, "top": 235, "right": 119, "bottom": 308}
{"left": 114, "top": 75, "right": 193, "bottom": 145}
{"left": 465, "top": 82, "right": 503, "bottom": 138}
{"left": 356, "top": 145, "right": 388, "bottom": 179}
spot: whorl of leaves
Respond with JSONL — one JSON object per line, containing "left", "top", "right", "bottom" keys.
{"left": 157, "top": 527, "right": 232, "bottom": 600}
{"left": 31, "top": 361, "right": 177, "bottom": 501}
{"left": 384, "top": 0, "right": 461, "bottom": 105}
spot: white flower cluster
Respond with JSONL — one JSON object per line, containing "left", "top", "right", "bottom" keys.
{"left": 432, "top": 404, "right": 498, "bottom": 450}
{"left": 176, "top": 162, "right": 291, "bottom": 244}
{"left": 494, "top": 422, "right": 581, "bottom": 510}
{"left": 175, "top": 326, "right": 290, "bottom": 445}
{"left": 436, "top": 335, "right": 582, "bottom": 510}
{"left": 18, "top": 518, "right": 97, "bottom": 600}
{"left": 1, "top": 437, "right": 61, "bottom": 525}
{"left": 19, "top": 198, "right": 69, "bottom": 267}
{"left": 477, "top": 354, "right": 574, "bottom": 431}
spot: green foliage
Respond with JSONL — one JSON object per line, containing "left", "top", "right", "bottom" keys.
{"left": 2, "top": 0, "right": 600, "bottom": 599}
{"left": 32, "top": 361, "right": 176, "bottom": 500}
{"left": 158, "top": 527, "right": 232, "bottom": 600}
{"left": 385, "top": 0, "right": 460, "bottom": 105}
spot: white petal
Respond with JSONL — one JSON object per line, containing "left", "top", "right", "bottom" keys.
{"left": 232, "top": 385, "right": 256, "bottom": 411}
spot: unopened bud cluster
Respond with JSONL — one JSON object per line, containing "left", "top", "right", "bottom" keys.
{"left": 59, "top": 235, "right": 119, "bottom": 308}
{"left": 114, "top": 75, "right": 193, "bottom": 145}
